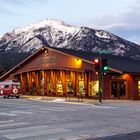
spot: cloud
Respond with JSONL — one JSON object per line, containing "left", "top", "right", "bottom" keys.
{"left": 0, "top": 0, "right": 47, "bottom": 6}
{"left": 0, "top": 7, "right": 19, "bottom": 16}
{"left": 0, "top": 0, "right": 47, "bottom": 16}
{"left": 83, "top": 0, "right": 140, "bottom": 44}
{"left": 0, "top": 0, "right": 25, "bottom": 7}
{"left": 0, "top": 8, "right": 12, "bottom": 15}
{"left": 0, "top": 0, "right": 24, "bottom": 16}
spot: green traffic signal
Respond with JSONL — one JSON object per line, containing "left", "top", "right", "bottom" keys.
{"left": 102, "top": 58, "right": 108, "bottom": 71}
{"left": 103, "top": 66, "right": 108, "bottom": 71}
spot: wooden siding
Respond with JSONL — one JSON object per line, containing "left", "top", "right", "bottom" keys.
{"left": 13, "top": 49, "right": 93, "bottom": 75}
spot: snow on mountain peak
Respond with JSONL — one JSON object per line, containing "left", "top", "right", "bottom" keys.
{"left": 1, "top": 18, "right": 140, "bottom": 61}
{"left": 95, "top": 31, "right": 110, "bottom": 39}
{"left": 14, "top": 19, "right": 80, "bottom": 35}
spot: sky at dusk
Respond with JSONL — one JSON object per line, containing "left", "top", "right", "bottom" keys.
{"left": 0, "top": 0, "right": 140, "bottom": 44}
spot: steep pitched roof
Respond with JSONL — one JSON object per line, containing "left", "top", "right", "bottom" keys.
{"left": 1, "top": 46, "right": 140, "bottom": 80}
{"left": 0, "top": 46, "right": 95, "bottom": 79}
{"left": 52, "top": 47, "right": 140, "bottom": 74}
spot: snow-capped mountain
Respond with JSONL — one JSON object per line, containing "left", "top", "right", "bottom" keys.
{"left": 0, "top": 19, "right": 140, "bottom": 60}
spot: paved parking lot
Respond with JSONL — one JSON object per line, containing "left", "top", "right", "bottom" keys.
{"left": 0, "top": 97, "right": 140, "bottom": 140}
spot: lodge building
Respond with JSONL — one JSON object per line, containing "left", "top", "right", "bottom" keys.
{"left": 1, "top": 46, "right": 140, "bottom": 100}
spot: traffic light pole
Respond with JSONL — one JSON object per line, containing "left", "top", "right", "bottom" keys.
{"left": 98, "top": 69, "right": 102, "bottom": 102}
{"left": 98, "top": 58, "right": 103, "bottom": 103}
{"left": 94, "top": 53, "right": 108, "bottom": 103}
{"left": 94, "top": 57, "right": 107, "bottom": 103}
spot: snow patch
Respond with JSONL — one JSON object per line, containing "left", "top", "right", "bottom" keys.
{"left": 5, "top": 47, "right": 12, "bottom": 51}
{"left": 0, "top": 34, "right": 2, "bottom": 39}
{"left": 114, "top": 48, "right": 125, "bottom": 56}
{"left": 50, "top": 98, "right": 65, "bottom": 103}
{"left": 14, "top": 19, "right": 80, "bottom": 35}
{"left": 95, "top": 31, "right": 111, "bottom": 39}
{"left": 118, "top": 43, "right": 125, "bottom": 48}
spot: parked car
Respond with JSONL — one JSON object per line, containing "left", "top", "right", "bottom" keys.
{"left": 0, "top": 80, "right": 21, "bottom": 98}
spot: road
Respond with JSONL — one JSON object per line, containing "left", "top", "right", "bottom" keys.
{"left": 0, "top": 97, "right": 140, "bottom": 140}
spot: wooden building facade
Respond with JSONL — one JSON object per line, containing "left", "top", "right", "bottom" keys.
{"left": 1, "top": 46, "right": 140, "bottom": 100}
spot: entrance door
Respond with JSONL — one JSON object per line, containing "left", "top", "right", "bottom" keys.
{"left": 111, "top": 81, "right": 126, "bottom": 99}
{"left": 67, "top": 81, "right": 73, "bottom": 95}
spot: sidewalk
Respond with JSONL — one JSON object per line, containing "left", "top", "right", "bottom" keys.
{"left": 21, "top": 95, "right": 140, "bottom": 106}
{"left": 21, "top": 95, "right": 93, "bottom": 104}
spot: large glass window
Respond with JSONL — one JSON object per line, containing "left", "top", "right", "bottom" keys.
{"left": 66, "top": 74, "right": 73, "bottom": 94}
{"left": 138, "top": 81, "right": 140, "bottom": 97}
{"left": 67, "top": 81, "right": 73, "bottom": 93}
{"left": 89, "top": 81, "right": 99, "bottom": 96}
{"left": 111, "top": 81, "right": 126, "bottom": 98}
{"left": 57, "top": 80, "right": 63, "bottom": 94}
{"left": 77, "top": 75, "right": 85, "bottom": 95}
{"left": 56, "top": 72, "right": 63, "bottom": 95}
{"left": 47, "top": 77, "right": 54, "bottom": 95}
{"left": 78, "top": 81, "right": 84, "bottom": 93}
{"left": 4, "top": 85, "right": 9, "bottom": 88}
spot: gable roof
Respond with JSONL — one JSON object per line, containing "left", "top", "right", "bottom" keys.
{"left": 51, "top": 47, "right": 140, "bottom": 74}
{"left": 1, "top": 46, "right": 140, "bottom": 80}
{"left": 0, "top": 46, "right": 96, "bottom": 79}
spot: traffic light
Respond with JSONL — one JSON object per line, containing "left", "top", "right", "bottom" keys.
{"left": 94, "top": 58, "right": 100, "bottom": 72}
{"left": 102, "top": 59, "right": 108, "bottom": 71}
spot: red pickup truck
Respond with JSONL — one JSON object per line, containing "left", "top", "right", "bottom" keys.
{"left": 0, "top": 80, "right": 21, "bottom": 98}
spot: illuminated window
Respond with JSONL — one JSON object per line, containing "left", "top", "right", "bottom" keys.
{"left": 138, "top": 81, "right": 140, "bottom": 96}
{"left": 77, "top": 74, "right": 85, "bottom": 95}
{"left": 78, "top": 81, "right": 85, "bottom": 94}
{"left": 89, "top": 81, "right": 99, "bottom": 96}
{"left": 67, "top": 81, "right": 73, "bottom": 92}
{"left": 47, "top": 77, "right": 53, "bottom": 94}
{"left": 57, "top": 80, "right": 63, "bottom": 93}
{"left": 66, "top": 74, "right": 73, "bottom": 93}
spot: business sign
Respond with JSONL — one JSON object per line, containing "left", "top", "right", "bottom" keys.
{"left": 38, "top": 56, "right": 57, "bottom": 67}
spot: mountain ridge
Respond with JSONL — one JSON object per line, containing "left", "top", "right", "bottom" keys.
{"left": 0, "top": 19, "right": 140, "bottom": 59}
{"left": 0, "top": 19, "right": 140, "bottom": 61}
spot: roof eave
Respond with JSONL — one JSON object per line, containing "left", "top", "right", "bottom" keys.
{"left": 109, "top": 67, "right": 123, "bottom": 74}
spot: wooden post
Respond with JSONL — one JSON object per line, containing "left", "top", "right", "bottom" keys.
{"left": 36, "top": 71, "right": 40, "bottom": 95}
{"left": 41, "top": 70, "right": 45, "bottom": 96}
{"left": 51, "top": 70, "right": 56, "bottom": 95}
{"left": 75, "top": 72, "right": 78, "bottom": 96}
{"left": 20, "top": 74, "right": 25, "bottom": 94}
{"left": 27, "top": 72, "right": 31, "bottom": 94}
{"left": 30, "top": 72, "right": 33, "bottom": 94}
{"left": 44, "top": 70, "right": 47, "bottom": 95}
{"left": 71, "top": 71, "right": 76, "bottom": 96}
{"left": 87, "top": 72, "right": 90, "bottom": 97}
{"left": 84, "top": 73, "right": 87, "bottom": 96}
{"left": 60, "top": 70, "right": 66, "bottom": 96}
